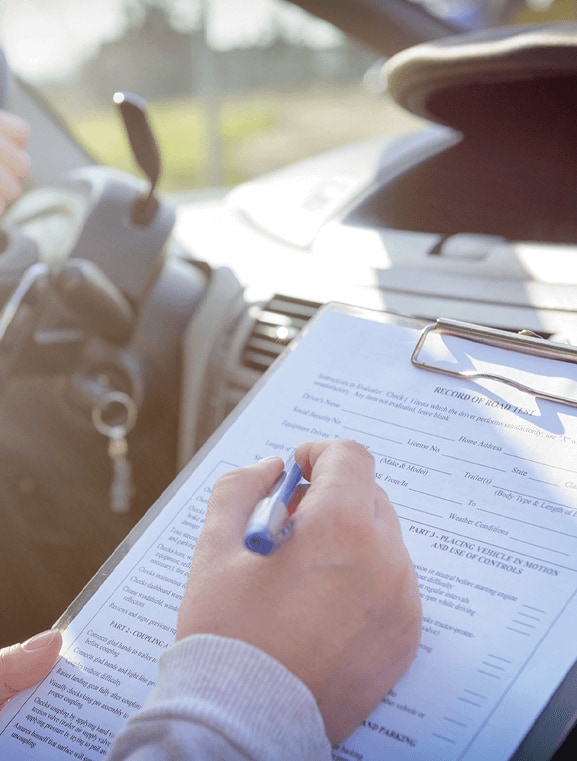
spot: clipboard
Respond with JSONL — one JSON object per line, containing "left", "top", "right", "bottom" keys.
{"left": 411, "top": 318, "right": 577, "bottom": 410}
{"left": 159, "top": 305, "right": 577, "bottom": 759}
{"left": 408, "top": 315, "right": 577, "bottom": 760}
{"left": 1, "top": 302, "right": 577, "bottom": 761}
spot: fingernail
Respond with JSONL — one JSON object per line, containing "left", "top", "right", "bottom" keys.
{"left": 22, "top": 629, "right": 60, "bottom": 652}
{"left": 252, "top": 456, "right": 283, "bottom": 467}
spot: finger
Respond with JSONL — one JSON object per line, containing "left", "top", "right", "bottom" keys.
{"left": 200, "top": 456, "right": 284, "bottom": 551}
{"left": 0, "top": 179, "right": 23, "bottom": 214}
{"left": 295, "top": 439, "right": 377, "bottom": 518}
{"left": 0, "top": 163, "right": 24, "bottom": 208}
{"left": 0, "top": 629, "right": 62, "bottom": 708}
{"left": 0, "top": 132, "right": 31, "bottom": 182}
{"left": 0, "top": 110, "right": 30, "bottom": 148}
{"left": 374, "top": 482, "right": 401, "bottom": 526}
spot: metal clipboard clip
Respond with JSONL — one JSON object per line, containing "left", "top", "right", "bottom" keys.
{"left": 411, "top": 318, "right": 577, "bottom": 409}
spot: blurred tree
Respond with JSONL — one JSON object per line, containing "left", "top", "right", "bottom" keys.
{"left": 77, "top": 4, "right": 200, "bottom": 102}
{"left": 75, "top": 0, "right": 374, "bottom": 105}
{"left": 122, "top": 0, "right": 202, "bottom": 29}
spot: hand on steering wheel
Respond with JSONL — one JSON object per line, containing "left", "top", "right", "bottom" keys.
{"left": 0, "top": 109, "right": 31, "bottom": 214}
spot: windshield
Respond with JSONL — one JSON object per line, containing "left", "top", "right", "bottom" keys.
{"left": 0, "top": 0, "right": 378, "bottom": 195}
{"left": 0, "top": 0, "right": 574, "bottom": 195}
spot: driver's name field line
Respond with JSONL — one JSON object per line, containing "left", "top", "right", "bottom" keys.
{"left": 340, "top": 408, "right": 455, "bottom": 441}
{"left": 342, "top": 424, "right": 402, "bottom": 446}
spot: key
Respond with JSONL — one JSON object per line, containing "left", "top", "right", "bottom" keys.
{"left": 107, "top": 431, "right": 133, "bottom": 513}
{"left": 92, "top": 391, "right": 137, "bottom": 513}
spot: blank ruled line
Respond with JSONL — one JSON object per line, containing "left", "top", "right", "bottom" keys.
{"left": 512, "top": 619, "right": 535, "bottom": 629}
{"left": 458, "top": 697, "right": 482, "bottom": 708}
{"left": 529, "top": 477, "right": 559, "bottom": 487}
{"left": 507, "top": 627, "right": 531, "bottom": 636}
{"left": 510, "top": 536, "right": 570, "bottom": 556}
{"left": 478, "top": 670, "right": 501, "bottom": 679}
{"left": 433, "top": 734, "right": 456, "bottom": 744}
{"left": 341, "top": 409, "right": 455, "bottom": 441}
{"left": 503, "top": 452, "right": 576, "bottom": 474}
{"left": 444, "top": 717, "right": 468, "bottom": 728}
{"left": 481, "top": 661, "right": 506, "bottom": 671}
{"left": 396, "top": 505, "right": 444, "bottom": 519}
{"left": 464, "top": 689, "right": 487, "bottom": 700}
{"left": 343, "top": 426, "right": 402, "bottom": 446}
{"left": 409, "top": 488, "right": 462, "bottom": 505}
{"left": 442, "top": 453, "right": 507, "bottom": 472}
{"left": 517, "top": 612, "right": 541, "bottom": 622}
{"left": 478, "top": 508, "right": 577, "bottom": 540}
{"left": 487, "top": 654, "right": 512, "bottom": 664}
{"left": 523, "top": 604, "right": 546, "bottom": 614}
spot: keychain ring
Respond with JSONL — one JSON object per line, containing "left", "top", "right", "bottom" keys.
{"left": 92, "top": 391, "right": 137, "bottom": 439}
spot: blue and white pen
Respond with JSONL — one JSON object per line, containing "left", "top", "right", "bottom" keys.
{"left": 244, "top": 454, "right": 303, "bottom": 556}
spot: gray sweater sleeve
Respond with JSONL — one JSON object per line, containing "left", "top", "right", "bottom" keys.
{"left": 105, "top": 634, "right": 332, "bottom": 761}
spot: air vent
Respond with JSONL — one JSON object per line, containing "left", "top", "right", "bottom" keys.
{"left": 241, "top": 294, "right": 321, "bottom": 373}
{"left": 194, "top": 293, "right": 321, "bottom": 452}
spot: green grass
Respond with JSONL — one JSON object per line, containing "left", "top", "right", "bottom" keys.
{"left": 72, "top": 95, "right": 277, "bottom": 192}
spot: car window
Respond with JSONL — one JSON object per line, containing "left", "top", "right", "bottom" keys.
{"left": 0, "top": 0, "right": 575, "bottom": 195}
{"left": 0, "top": 0, "right": 389, "bottom": 195}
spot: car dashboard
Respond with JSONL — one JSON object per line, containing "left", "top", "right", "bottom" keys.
{"left": 173, "top": 119, "right": 577, "bottom": 466}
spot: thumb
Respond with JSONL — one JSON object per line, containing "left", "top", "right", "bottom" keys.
{"left": 201, "top": 456, "right": 284, "bottom": 550}
{"left": 0, "top": 629, "right": 62, "bottom": 708}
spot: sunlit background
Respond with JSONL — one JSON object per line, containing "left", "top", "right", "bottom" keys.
{"left": 0, "top": 0, "right": 380, "bottom": 193}
{"left": 0, "top": 0, "right": 575, "bottom": 194}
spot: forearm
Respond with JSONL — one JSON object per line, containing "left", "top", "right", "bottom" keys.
{"left": 106, "top": 634, "right": 332, "bottom": 761}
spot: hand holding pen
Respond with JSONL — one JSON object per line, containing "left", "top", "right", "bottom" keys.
{"left": 176, "top": 439, "right": 422, "bottom": 744}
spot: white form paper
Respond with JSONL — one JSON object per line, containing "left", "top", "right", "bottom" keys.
{"left": 1, "top": 305, "right": 577, "bottom": 761}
